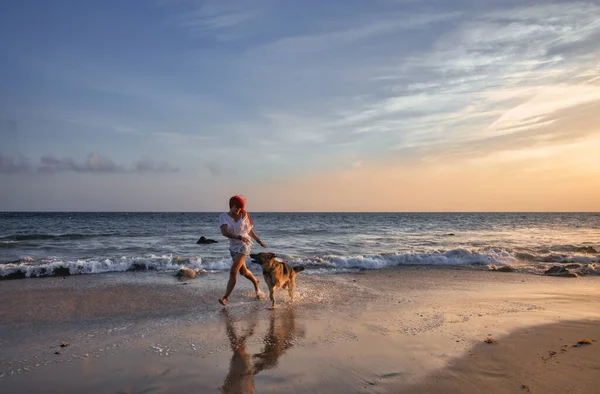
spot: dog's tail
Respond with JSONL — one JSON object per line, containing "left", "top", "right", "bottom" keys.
{"left": 293, "top": 266, "right": 305, "bottom": 273}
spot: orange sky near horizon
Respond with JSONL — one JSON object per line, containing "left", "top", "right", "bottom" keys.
{"left": 242, "top": 84, "right": 600, "bottom": 212}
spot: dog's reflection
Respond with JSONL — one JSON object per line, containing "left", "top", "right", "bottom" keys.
{"left": 220, "top": 307, "right": 304, "bottom": 394}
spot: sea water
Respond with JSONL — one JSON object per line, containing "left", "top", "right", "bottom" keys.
{"left": 1, "top": 212, "right": 599, "bottom": 278}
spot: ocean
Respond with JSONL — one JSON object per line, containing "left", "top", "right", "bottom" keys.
{"left": 1, "top": 212, "right": 599, "bottom": 279}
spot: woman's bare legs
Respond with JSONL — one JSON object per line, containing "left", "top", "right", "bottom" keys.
{"left": 219, "top": 253, "right": 260, "bottom": 306}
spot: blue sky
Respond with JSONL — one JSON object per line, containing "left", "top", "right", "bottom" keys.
{"left": 1, "top": 0, "right": 600, "bottom": 211}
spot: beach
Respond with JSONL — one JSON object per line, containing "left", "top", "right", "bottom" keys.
{"left": 1, "top": 267, "right": 599, "bottom": 393}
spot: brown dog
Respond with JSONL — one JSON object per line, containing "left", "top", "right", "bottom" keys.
{"left": 250, "top": 252, "right": 305, "bottom": 309}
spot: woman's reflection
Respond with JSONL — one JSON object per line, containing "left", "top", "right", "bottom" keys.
{"left": 221, "top": 307, "right": 258, "bottom": 394}
{"left": 220, "top": 307, "right": 304, "bottom": 394}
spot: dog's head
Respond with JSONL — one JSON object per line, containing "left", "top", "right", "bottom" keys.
{"left": 250, "top": 252, "right": 277, "bottom": 270}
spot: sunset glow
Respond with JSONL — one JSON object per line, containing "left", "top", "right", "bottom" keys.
{"left": 1, "top": 1, "right": 599, "bottom": 211}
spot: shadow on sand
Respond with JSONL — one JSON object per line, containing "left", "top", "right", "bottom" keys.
{"left": 398, "top": 320, "right": 600, "bottom": 394}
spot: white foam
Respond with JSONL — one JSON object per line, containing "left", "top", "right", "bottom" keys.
{"left": 0, "top": 254, "right": 208, "bottom": 278}
{"left": 542, "top": 254, "right": 599, "bottom": 264}
{"left": 296, "top": 248, "right": 518, "bottom": 271}
{"left": 1, "top": 248, "right": 597, "bottom": 279}
{"left": 197, "top": 257, "right": 232, "bottom": 271}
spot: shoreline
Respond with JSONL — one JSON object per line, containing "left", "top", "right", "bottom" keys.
{"left": 2, "top": 258, "right": 599, "bottom": 281}
{"left": 1, "top": 267, "right": 599, "bottom": 393}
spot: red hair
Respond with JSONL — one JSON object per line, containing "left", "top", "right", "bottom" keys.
{"left": 229, "top": 195, "right": 252, "bottom": 224}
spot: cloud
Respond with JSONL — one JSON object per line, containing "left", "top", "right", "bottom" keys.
{"left": 0, "top": 153, "right": 180, "bottom": 174}
{"left": 307, "top": 2, "right": 600, "bottom": 157}
{"left": 414, "top": 97, "right": 600, "bottom": 167}
{"left": 0, "top": 154, "right": 30, "bottom": 173}
{"left": 484, "top": 84, "right": 600, "bottom": 137}
{"left": 39, "top": 153, "right": 122, "bottom": 173}
{"left": 133, "top": 158, "right": 179, "bottom": 173}
{"left": 254, "top": 11, "right": 461, "bottom": 57}
{"left": 187, "top": 2, "right": 600, "bottom": 175}
{"left": 7, "top": 1, "right": 600, "bottom": 191}
{"left": 163, "top": 0, "right": 261, "bottom": 39}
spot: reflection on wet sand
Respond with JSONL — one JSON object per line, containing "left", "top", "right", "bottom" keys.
{"left": 221, "top": 307, "right": 258, "bottom": 394}
{"left": 221, "top": 307, "right": 305, "bottom": 394}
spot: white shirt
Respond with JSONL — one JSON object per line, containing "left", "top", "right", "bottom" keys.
{"left": 219, "top": 212, "right": 253, "bottom": 253}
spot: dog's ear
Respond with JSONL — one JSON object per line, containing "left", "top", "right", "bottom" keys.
{"left": 268, "top": 252, "right": 276, "bottom": 259}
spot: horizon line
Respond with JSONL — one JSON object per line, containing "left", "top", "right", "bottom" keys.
{"left": 2, "top": 211, "right": 599, "bottom": 214}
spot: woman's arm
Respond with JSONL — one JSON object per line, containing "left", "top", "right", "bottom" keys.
{"left": 220, "top": 224, "right": 249, "bottom": 243}
{"left": 249, "top": 229, "right": 266, "bottom": 248}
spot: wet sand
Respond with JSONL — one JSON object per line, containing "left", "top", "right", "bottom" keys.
{"left": 1, "top": 267, "right": 599, "bottom": 393}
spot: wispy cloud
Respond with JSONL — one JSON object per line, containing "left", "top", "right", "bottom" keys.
{"left": 133, "top": 158, "right": 179, "bottom": 173}
{"left": 40, "top": 153, "right": 122, "bottom": 173}
{"left": 484, "top": 84, "right": 600, "bottom": 137}
{"left": 299, "top": 2, "right": 600, "bottom": 158}
{"left": 0, "top": 153, "right": 179, "bottom": 174}
{"left": 418, "top": 96, "right": 600, "bottom": 167}
{"left": 173, "top": 2, "right": 598, "bottom": 168}
{"left": 163, "top": 0, "right": 261, "bottom": 39}
{"left": 253, "top": 11, "right": 461, "bottom": 56}
{"left": 0, "top": 154, "right": 30, "bottom": 173}
{"left": 4, "top": 0, "right": 600, "bottom": 212}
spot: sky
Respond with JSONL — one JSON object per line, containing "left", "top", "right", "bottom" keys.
{"left": 1, "top": 0, "right": 599, "bottom": 212}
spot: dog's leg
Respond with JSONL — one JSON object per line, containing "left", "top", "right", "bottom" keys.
{"left": 269, "top": 287, "right": 276, "bottom": 309}
{"left": 288, "top": 277, "right": 295, "bottom": 302}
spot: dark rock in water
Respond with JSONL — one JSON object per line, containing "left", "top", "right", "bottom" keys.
{"left": 577, "top": 246, "right": 598, "bottom": 254}
{"left": 545, "top": 266, "right": 567, "bottom": 274}
{"left": 544, "top": 265, "right": 578, "bottom": 278}
{"left": 197, "top": 236, "right": 218, "bottom": 244}
{"left": 446, "top": 233, "right": 456, "bottom": 236}
{"left": 53, "top": 267, "right": 70, "bottom": 277}
{"left": 581, "top": 263, "right": 600, "bottom": 275}
{"left": 496, "top": 265, "right": 515, "bottom": 272}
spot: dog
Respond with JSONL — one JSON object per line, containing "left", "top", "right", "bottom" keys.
{"left": 250, "top": 252, "right": 305, "bottom": 309}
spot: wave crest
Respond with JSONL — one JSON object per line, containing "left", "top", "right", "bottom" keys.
{"left": 2, "top": 247, "right": 598, "bottom": 280}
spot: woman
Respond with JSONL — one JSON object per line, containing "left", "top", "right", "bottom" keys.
{"left": 219, "top": 195, "right": 267, "bottom": 306}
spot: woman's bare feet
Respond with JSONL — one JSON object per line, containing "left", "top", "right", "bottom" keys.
{"left": 218, "top": 297, "right": 228, "bottom": 306}
{"left": 254, "top": 279, "right": 262, "bottom": 299}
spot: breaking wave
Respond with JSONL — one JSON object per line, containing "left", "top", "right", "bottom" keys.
{"left": 2, "top": 247, "right": 598, "bottom": 280}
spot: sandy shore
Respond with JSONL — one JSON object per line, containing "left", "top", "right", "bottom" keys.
{"left": 1, "top": 267, "right": 599, "bottom": 393}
